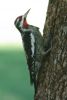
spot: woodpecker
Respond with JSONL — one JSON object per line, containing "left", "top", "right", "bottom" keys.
{"left": 14, "top": 9, "right": 48, "bottom": 92}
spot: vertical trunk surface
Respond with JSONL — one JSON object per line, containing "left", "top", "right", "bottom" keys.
{"left": 35, "top": 0, "right": 67, "bottom": 100}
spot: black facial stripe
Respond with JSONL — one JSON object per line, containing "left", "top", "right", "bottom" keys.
{"left": 19, "top": 16, "right": 22, "bottom": 21}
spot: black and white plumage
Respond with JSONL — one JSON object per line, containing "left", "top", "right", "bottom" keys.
{"left": 14, "top": 9, "right": 44, "bottom": 91}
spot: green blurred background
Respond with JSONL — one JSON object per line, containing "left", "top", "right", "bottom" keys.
{"left": 0, "top": 46, "right": 34, "bottom": 100}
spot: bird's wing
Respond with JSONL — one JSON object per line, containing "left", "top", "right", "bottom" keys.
{"left": 23, "top": 31, "right": 36, "bottom": 84}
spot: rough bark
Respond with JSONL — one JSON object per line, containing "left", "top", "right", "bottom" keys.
{"left": 35, "top": 0, "right": 67, "bottom": 100}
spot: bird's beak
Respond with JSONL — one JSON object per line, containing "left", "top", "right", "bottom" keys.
{"left": 23, "top": 8, "right": 31, "bottom": 18}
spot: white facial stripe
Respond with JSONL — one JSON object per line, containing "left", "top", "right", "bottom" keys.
{"left": 30, "top": 33, "right": 35, "bottom": 57}
{"left": 15, "top": 18, "right": 19, "bottom": 26}
{"left": 19, "top": 16, "right": 24, "bottom": 28}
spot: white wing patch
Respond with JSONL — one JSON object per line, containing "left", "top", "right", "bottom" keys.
{"left": 30, "top": 33, "right": 35, "bottom": 57}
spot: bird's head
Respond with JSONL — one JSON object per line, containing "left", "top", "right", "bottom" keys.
{"left": 14, "top": 9, "right": 30, "bottom": 31}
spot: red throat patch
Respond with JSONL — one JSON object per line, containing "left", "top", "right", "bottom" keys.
{"left": 23, "top": 20, "right": 29, "bottom": 28}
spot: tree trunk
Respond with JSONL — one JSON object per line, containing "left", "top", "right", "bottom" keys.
{"left": 35, "top": 0, "right": 67, "bottom": 100}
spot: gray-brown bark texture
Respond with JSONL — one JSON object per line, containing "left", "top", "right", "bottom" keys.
{"left": 35, "top": 0, "right": 67, "bottom": 100}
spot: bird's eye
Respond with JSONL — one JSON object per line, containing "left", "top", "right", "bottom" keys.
{"left": 24, "top": 17, "right": 26, "bottom": 21}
